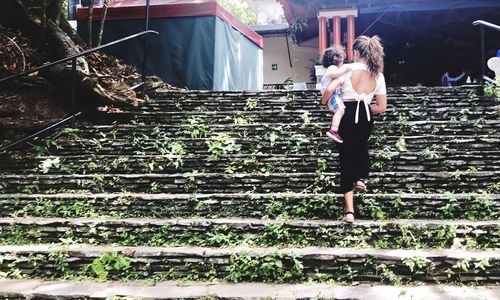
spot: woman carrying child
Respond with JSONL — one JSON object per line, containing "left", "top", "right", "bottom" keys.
{"left": 322, "top": 35, "right": 388, "bottom": 223}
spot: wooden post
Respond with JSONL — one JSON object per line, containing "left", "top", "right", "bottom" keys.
{"left": 333, "top": 16, "right": 341, "bottom": 47}
{"left": 318, "top": 16, "right": 327, "bottom": 55}
{"left": 347, "top": 15, "right": 355, "bottom": 62}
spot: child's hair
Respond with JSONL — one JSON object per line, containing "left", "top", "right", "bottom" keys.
{"left": 353, "top": 35, "right": 385, "bottom": 76}
{"left": 322, "top": 46, "right": 345, "bottom": 68}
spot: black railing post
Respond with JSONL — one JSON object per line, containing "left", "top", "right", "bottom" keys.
{"left": 71, "top": 58, "right": 77, "bottom": 127}
{"left": 480, "top": 25, "right": 485, "bottom": 81}
{"left": 141, "top": 0, "right": 151, "bottom": 97}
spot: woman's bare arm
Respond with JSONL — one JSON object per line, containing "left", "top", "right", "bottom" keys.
{"left": 322, "top": 78, "right": 343, "bottom": 105}
{"left": 328, "top": 64, "right": 352, "bottom": 79}
{"left": 370, "top": 94, "right": 387, "bottom": 115}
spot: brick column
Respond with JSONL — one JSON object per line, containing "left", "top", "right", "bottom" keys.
{"left": 318, "top": 16, "right": 327, "bottom": 55}
{"left": 347, "top": 15, "right": 356, "bottom": 62}
{"left": 333, "top": 16, "right": 341, "bottom": 47}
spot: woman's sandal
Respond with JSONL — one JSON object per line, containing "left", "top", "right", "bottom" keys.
{"left": 354, "top": 180, "right": 368, "bottom": 193}
{"left": 343, "top": 211, "right": 355, "bottom": 223}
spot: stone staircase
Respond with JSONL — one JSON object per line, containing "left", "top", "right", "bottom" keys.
{"left": 0, "top": 86, "right": 498, "bottom": 299}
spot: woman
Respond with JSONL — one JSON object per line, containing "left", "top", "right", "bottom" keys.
{"left": 322, "top": 35, "right": 387, "bottom": 223}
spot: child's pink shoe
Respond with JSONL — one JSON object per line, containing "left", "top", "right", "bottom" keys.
{"left": 326, "top": 129, "right": 343, "bottom": 143}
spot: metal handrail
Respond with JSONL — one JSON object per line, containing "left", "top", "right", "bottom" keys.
{"left": 473, "top": 20, "right": 500, "bottom": 32}
{"left": 483, "top": 76, "right": 500, "bottom": 86}
{"left": 472, "top": 20, "right": 499, "bottom": 80}
{"left": 0, "top": 29, "right": 159, "bottom": 153}
{"left": 0, "top": 112, "right": 83, "bottom": 153}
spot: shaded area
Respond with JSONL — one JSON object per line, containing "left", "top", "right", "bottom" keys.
{"left": 290, "top": 3, "right": 500, "bottom": 86}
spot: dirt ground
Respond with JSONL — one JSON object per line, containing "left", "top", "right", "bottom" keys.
{"left": 0, "top": 25, "right": 70, "bottom": 145}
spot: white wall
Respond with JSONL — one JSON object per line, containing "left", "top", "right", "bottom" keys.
{"left": 263, "top": 35, "right": 319, "bottom": 84}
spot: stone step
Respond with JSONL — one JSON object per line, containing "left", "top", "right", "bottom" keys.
{"left": 1, "top": 171, "right": 497, "bottom": 194}
{"left": 125, "top": 110, "right": 499, "bottom": 124}
{"left": 127, "top": 100, "right": 497, "bottom": 117}
{"left": 62, "top": 122, "right": 499, "bottom": 139}
{"left": 18, "top": 134, "right": 499, "bottom": 157}
{"left": 2, "top": 193, "right": 498, "bottom": 220}
{"left": 2, "top": 151, "right": 498, "bottom": 175}
{"left": 148, "top": 86, "right": 487, "bottom": 105}
{"left": 0, "top": 217, "right": 497, "bottom": 249}
{"left": 0, "top": 279, "right": 498, "bottom": 300}
{"left": 67, "top": 120, "right": 500, "bottom": 138}
{"left": 0, "top": 245, "right": 497, "bottom": 283}
{"left": 144, "top": 93, "right": 494, "bottom": 106}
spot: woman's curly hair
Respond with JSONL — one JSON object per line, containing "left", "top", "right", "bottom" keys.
{"left": 353, "top": 35, "right": 385, "bottom": 76}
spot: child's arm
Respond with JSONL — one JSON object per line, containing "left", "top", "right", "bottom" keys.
{"left": 328, "top": 64, "right": 352, "bottom": 79}
{"left": 322, "top": 78, "right": 343, "bottom": 105}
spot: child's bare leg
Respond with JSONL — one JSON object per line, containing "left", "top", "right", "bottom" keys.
{"left": 331, "top": 107, "right": 345, "bottom": 131}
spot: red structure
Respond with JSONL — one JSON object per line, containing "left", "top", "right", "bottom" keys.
{"left": 317, "top": 10, "right": 357, "bottom": 61}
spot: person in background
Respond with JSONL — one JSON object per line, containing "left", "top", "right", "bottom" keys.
{"left": 441, "top": 71, "right": 465, "bottom": 86}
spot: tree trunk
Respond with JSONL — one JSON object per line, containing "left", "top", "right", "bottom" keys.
{"left": 0, "top": 0, "right": 143, "bottom": 107}
{"left": 87, "top": 0, "right": 93, "bottom": 47}
{"left": 97, "top": 0, "right": 108, "bottom": 46}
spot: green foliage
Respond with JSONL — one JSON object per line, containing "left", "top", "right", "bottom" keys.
{"left": 63, "top": 128, "right": 80, "bottom": 140}
{"left": 289, "top": 17, "right": 308, "bottom": 44}
{"left": 395, "top": 136, "right": 407, "bottom": 152}
{"left": 376, "top": 264, "right": 401, "bottom": 285}
{"left": 267, "top": 131, "right": 279, "bottom": 147}
{"left": 421, "top": 145, "right": 440, "bottom": 160}
{"left": 466, "top": 194, "right": 496, "bottom": 220}
{"left": 244, "top": 98, "right": 259, "bottom": 111}
{"left": 217, "top": 0, "right": 256, "bottom": 25}
{"left": 467, "top": 90, "right": 479, "bottom": 104}
{"left": 30, "top": 139, "right": 62, "bottom": 156}
{"left": 438, "top": 198, "right": 459, "bottom": 218}
{"left": 0, "top": 225, "right": 41, "bottom": 244}
{"left": 226, "top": 252, "right": 303, "bottom": 283}
{"left": 206, "top": 133, "right": 241, "bottom": 157}
{"left": 316, "top": 158, "right": 327, "bottom": 172}
{"left": 290, "top": 134, "right": 309, "bottom": 152}
{"left": 39, "top": 157, "right": 61, "bottom": 173}
{"left": 87, "top": 252, "right": 131, "bottom": 281}
{"left": 402, "top": 256, "right": 432, "bottom": 275}
{"left": 166, "top": 141, "right": 186, "bottom": 169}
{"left": 362, "top": 198, "right": 386, "bottom": 220}
{"left": 483, "top": 82, "right": 500, "bottom": 99}
{"left": 183, "top": 116, "right": 210, "bottom": 138}
{"left": 49, "top": 248, "right": 70, "bottom": 277}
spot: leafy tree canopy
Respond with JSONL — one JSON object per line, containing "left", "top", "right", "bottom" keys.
{"left": 217, "top": 0, "right": 257, "bottom": 25}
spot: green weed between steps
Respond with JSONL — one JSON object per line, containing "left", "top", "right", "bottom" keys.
{"left": 0, "top": 250, "right": 495, "bottom": 285}
{"left": 483, "top": 82, "right": 500, "bottom": 100}
{"left": 7, "top": 191, "right": 498, "bottom": 221}
{"left": 0, "top": 219, "right": 496, "bottom": 250}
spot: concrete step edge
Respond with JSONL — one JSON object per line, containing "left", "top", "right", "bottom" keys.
{"left": 0, "top": 279, "right": 498, "bottom": 300}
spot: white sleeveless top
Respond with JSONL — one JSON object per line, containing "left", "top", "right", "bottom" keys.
{"left": 339, "top": 62, "right": 387, "bottom": 123}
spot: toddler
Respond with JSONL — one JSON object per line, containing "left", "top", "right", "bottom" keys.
{"left": 320, "top": 47, "right": 351, "bottom": 143}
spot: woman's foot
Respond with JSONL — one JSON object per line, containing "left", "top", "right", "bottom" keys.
{"left": 354, "top": 180, "right": 367, "bottom": 193}
{"left": 343, "top": 211, "right": 355, "bottom": 223}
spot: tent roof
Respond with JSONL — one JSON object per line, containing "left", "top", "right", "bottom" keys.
{"left": 76, "top": 0, "right": 263, "bottom": 48}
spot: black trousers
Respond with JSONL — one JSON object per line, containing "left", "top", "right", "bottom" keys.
{"left": 337, "top": 102, "right": 374, "bottom": 193}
